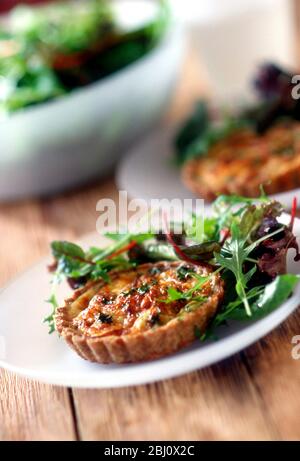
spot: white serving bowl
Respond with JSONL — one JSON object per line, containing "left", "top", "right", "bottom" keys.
{"left": 0, "top": 25, "right": 184, "bottom": 200}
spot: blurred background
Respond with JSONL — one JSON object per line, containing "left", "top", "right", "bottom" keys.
{"left": 0, "top": 0, "right": 298, "bottom": 200}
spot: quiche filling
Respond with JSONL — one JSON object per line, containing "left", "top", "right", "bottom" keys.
{"left": 72, "top": 263, "right": 217, "bottom": 338}
{"left": 186, "top": 121, "right": 300, "bottom": 195}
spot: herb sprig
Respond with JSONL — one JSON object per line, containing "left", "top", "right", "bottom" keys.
{"left": 163, "top": 272, "right": 212, "bottom": 304}
{"left": 215, "top": 222, "right": 285, "bottom": 317}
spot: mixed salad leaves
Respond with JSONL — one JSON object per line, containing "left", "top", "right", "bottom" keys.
{"left": 0, "top": 0, "right": 169, "bottom": 118}
{"left": 175, "top": 63, "right": 300, "bottom": 164}
{"left": 46, "top": 193, "right": 300, "bottom": 338}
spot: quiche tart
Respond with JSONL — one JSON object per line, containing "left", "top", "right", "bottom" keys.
{"left": 182, "top": 121, "right": 300, "bottom": 201}
{"left": 55, "top": 261, "right": 224, "bottom": 364}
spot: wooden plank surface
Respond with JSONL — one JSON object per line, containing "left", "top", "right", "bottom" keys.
{"left": 1, "top": 50, "right": 300, "bottom": 441}
{"left": 0, "top": 372, "right": 76, "bottom": 441}
{"left": 0, "top": 200, "right": 78, "bottom": 441}
{"left": 72, "top": 358, "right": 276, "bottom": 441}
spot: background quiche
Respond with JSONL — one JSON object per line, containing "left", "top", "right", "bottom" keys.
{"left": 182, "top": 121, "right": 300, "bottom": 201}
{"left": 176, "top": 64, "right": 300, "bottom": 201}
{"left": 55, "top": 262, "right": 224, "bottom": 364}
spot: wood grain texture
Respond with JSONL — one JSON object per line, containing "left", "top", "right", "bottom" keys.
{"left": 1, "top": 48, "right": 300, "bottom": 441}
{"left": 0, "top": 200, "right": 76, "bottom": 441}
{"left": 241, "top": 311, "right": 300, "bottom": 441}
{"left": 72, "top": 356, "right": 276, "bottom": 441}
{"left": 0, "top": 371, "right": 76, "bottom": 441}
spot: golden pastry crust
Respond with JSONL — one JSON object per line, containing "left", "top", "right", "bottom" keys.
{"left": 55, "top": 261, "right": 224, "bottom": 364}
{"left": 182, "top": 121, "right": 300, "bottom": 201}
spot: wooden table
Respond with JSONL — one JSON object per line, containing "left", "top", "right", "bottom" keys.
{"left": 1, "top": 52, "right": 300, "bottom": 442}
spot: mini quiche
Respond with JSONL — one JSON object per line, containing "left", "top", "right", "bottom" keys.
{"left": 182, "top": 120, "right": 300, "bottom": 201}
{"left": 55, "top": 261, "right": 224, "bottom": 364}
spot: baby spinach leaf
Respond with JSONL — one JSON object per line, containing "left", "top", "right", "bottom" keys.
{"left": 227, "top": 275, "right": 300, "bottom": 321}
{"left": 51, "top": 241, "right": 85, "bottom": 260}
{"left": 251, "top": 274, "right": 300, "bottom": 319}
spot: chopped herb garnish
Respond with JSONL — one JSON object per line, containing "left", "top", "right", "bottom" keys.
{"left": 137, "top": 284, "right": 151, "bottom": 294}
{"left": 149, "top": 313, "right": 160, "bottom": 326}
{"left": 122, "top": 288, "right": 137, "bottom": 297}
{"left": 163, "top": 273, "right": 212, "bottom": 304}
{"left": 176, "top": 265, "right": 195, "bottom": 281}
{"left": 97, "top": 312, "right": 113, "bottom": 324}
{"left": 148, "top": 266, "right": 163, "bottom": 276}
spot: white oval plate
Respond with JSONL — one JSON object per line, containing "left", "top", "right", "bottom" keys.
{"left": 0, "top": 218, "right": 299, "bottom": 389}
{"left": 117, "top": 127, "right": 300, "bottom": 209}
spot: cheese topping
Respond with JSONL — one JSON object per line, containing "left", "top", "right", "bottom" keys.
{"left": 72, "top": 262, "right": 216, "bottom": 338}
